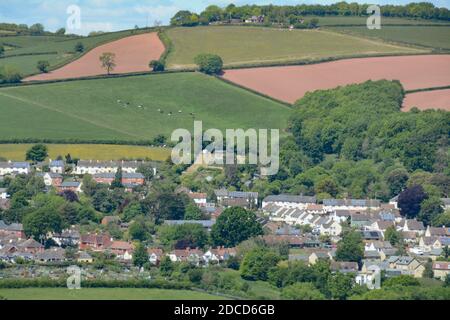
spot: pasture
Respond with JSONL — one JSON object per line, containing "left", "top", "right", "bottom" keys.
{"left": 0, "top": 72, "right": 291, "bottom": 142}
{"left": 316, "top": 16, "right": 450, "bottom": 26}
{"left": 0, "top": 288, "right": 227, "bottom": 300}
{"left": 0, "top": 144, "right": 171, "bottom": 161}
{"left": 330, "top": 26, "right": 450, "bottom": 50}
{"left": 165, "top": 26, "right": 419, "bottom": 68}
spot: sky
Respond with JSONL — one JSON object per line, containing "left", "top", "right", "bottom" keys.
{"left": 1, "top": 0, "right": 449, "bottom": 35}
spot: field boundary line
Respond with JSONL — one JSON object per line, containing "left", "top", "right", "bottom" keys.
{"left": 405, "top": 85, "right": 450, "bottom": 94}
{"left": 0, "top": 90, "right": 144, "bottom": 139}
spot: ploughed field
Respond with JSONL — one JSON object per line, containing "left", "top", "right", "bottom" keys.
{"left": 25, "top": 33, "right": 164, "bottom": 81}
{"left": 403, "top": 89, "right": 450, "bottom": 111}
{"left": 222, "top": 54, "right": 450, "bottom": 106}
{"left": 0, "top": 72, "right": 291, "bottom": 142}
{"left": 165, "top": 26, "right": 421, "bottom": 68}
{"left": 0, "top": 29, "right": 155, "bottom": 76}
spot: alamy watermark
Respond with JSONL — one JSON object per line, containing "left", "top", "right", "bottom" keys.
{"left": 66, "top": 4, "right": 82, "bottom": 31}
{"left": 367, "top": 5, "right": 381, "bottom": 30}
{"left": 67, "top": 265, "right": 81, "bottom": 289}
{"left": 171, "top": 121, "right": 279, "bottom": 176}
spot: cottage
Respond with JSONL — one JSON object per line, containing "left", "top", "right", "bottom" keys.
{"left": 17, "top": 238, "right": 44, "bottom": 254}
{"left": 214, "top": 189, "right": 258, "bottom": 208}
{"left": 323, "top": 199, "right": 381, "bottom": 211}
{"left": 148, "top": 248, "right": 164, "bottom": 265}
{"left": 308, "top": 250, "right": 333, "bottom": 265}
{"left": 169, "top": 248, "right": 204, "bottom": 265}
{"left": 58, "top": 181, "right": 82, "bottom": 193}
{"left": 398, "top": 219, "right": 425, "bottom": 235}
{"left": 203, "top": 247, "right": 237, "bottom": 265}
{"left": 0, "top": 161, "right": 30, "bottom": 176}
{"left": 49, "top": 160, "right": 65, "bottom": 174}
{"left": 388, "top": 256, "right": 425, "bottom": 278}
{"left": 262, "top": 195, "right": 316, "bottom": 209}
{"left": 51, "top": 228, "right": 80, "bottom": 246}
{"left": 432, "top": 261, "right": 450, "bottom": 280}
{"left": 425, "top": 226, "right": 450, "bottom": 238}
{"left": 188, "top": 192, "right": 207, "bottom": 207}
{"left": 79, "top": 233, "right": 112, "bottom": 251}
{"left": 330, "top": 261, "right": 359, "bottom": 273}
{"left": 107, "top": 241, "right": 134, "bottom": 260}
{"left": 74, "top": 160, "right": 153, "bottom": 175}
{"left": 0, "top": 220, "right": 25, "bottom": 238}
{"left": 37, "top": 172, "right": 63, "bottom": 187}
{"left": 35, "top": 247, "right": 66, "bottom": 263}
{"left": 77, "top": 251, "right": 93, "bottom": 263}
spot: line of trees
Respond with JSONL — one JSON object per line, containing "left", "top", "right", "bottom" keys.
{"left": 171, "top": 2, "right": 450, "bottom": 26}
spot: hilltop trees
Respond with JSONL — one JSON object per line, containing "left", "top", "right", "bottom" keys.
{"left": 194, "top": 54, "right": 223, "bottom": 75}
{"left": 99, "top": 52, "right": 116, "bottom": 75}
{"left": 171, "top": 11, "right": 200, "bottom": 26}
{"left": 25, "top": 144, "right": 48, "bottom": 163}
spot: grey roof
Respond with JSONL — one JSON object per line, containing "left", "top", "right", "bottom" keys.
{"left": 50, "top": 160, "right": 64, "bottom": 167}
{"left": 323, "top": 199, "right": 380, "bottom": 207}
{"left": 263, "top": 195, "right": 316, "bottom": 204}
{"left": 60, "top": 181, "right": 81, "bottom": 187}
{"left": 0, "top": 162, "right": 30, "bottom": 169}
{"left": 0, "top": 220, "right": 23, "bottom": 231}
{"left": 164, "top": 220, "right": 215, "bottom": 228}
{"left": 77, "top": 160, "right": 147, "bottom": 168}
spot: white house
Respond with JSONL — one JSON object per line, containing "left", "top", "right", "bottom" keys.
{"left": 322, "top": 199, "right": 381, "bottom": 212}
{"left": 0, "top": 188, "right": 8, "bottom": 199}
{"left": 49, "top": 160, "right": 65, "bottom": 174}
{"left": 0, "top": 161, "right": 30, "bottom": 176}
{"left": 73, "top": 160, "right": 153, "bottom": 175}
{"left": 262, "top": 195, "right": 316, "bottom": 209}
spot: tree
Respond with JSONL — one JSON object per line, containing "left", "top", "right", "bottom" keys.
{"left": 159, "top": 223, "right": 208, "bottom": 249}
{"left": 25, "top": 144, "right": 48, "bottom": 163}
{"left": 0, "top": 45, "right": 4, "bottom": 56}
{"left": 327, "top": 272, "right": 355, "bottom": 300}
{"left": 433, "top": 210, "right": 450, "bottom": 227}
{"left": 29, "top": 23, "right": 44, "bottom": 35}
{"left": 398, "top": 185, "right": 427, "bottom": 219}
{"left": 149, "top": 60, "right": 165, "bottom": 72}
{"left": 281, "top": 283, "right": 325, "bottom": 300}
{"left": 23, "top": 208, "right": 63, "bottom": 242}
{"left": 315, "top": 176, "right": 338, "bottom": 197}
{"left": 133, "top": 242, "right": 149, "bottom": 268}
{"left": 137, "top": 163, "right": 155, "bottom": 181}
{"left": 184, "top": 203, "right": 203, "bottom": 220}
{"left": 194, "top": 54, "right": 223, "bottom": 75}
{"left": 418, "top": 197, "right": 444, "bottom": 226}
{"left": 111, "top": 167, "right": 123, "bottom": 189}
{"left": 0, "top": 65, "right": 22, "bottom": 84}
{"left": 240, "top": 248, "right": 280, "bottom": 281}
{"left": 128, "top": 217, "right": 154, "bottom": 241}
{"left": 37, "top": 60, "right": 50, "bottom": 73}
{"left": 170, "top": 11, "right": 200, "bottom": 26}
{"left": 99, "top": 52, "right": 116, "bottom": 75}
{"left": 386, "top": 168, "right": 409, "bottom": 197}
{"left": 160, "top": 256, "right": 174, "bottom": 276}
{"left": 56, "top": 28, "right": 66, "bottom": 35}
{"left": 211, "top": 207, "right": 263, "bottom": 247}
{"left": 384, "top": 225, "right": 403, "bottom": 246}
{"left": 74, "top": 42, "right": 84, "bottom": 53}
{"left": 335, "top": 230, "right": 364, "bottom": 264}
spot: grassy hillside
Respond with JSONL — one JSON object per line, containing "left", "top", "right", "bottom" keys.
{"left": 0, "top": 144, "right": 171, "bottom": 161}
{"left": 330, "top": 26, "right": 450, "bottom": 50}
{"left": 0, "top": 29, "right": 155, "bottom": 75}
{"left": 0, "top": 288, "right": 227, "bottom": 300}
{"left": 165, "top": 26, "right": 423, "bottom": 68}
{"left": 0, "top": 72, "right": 291, "bottom": 142}
{"left": 314, "top": 16, "right": 450, "bottom": 26}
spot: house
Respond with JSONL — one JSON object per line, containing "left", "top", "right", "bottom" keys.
{"left": 388, "top": 256, "right": 425, "bottom": 278}
{"left": 79, "top": 233, "right": 112, "bottom": 251}
{"left": 369, "top": 220, "right": 395, "bottom": 232}
{"left": 432, "top": 261, "right": 450, "bottom": 280}
{"left": 402, "top": 231, "right": 419, "bottom": 244}
{"left": 330, "top": 261, "right": 359, "bottom": 273}
{"left": 17, "top": 238, "right": 44, "bottom": 254}
{"left": 364, "top": 241, "right": 393, "bottom": 253}
{"left": 188, "top": 192, "right": 207, "bottom": 207}
{"left": 360, "top": 230, "right": 383, "bottom": 241}
{"left": 203, "top": 247, "right": 237, "bottom": 265}
{"left": 0, "top": 161, "right": 30, "bottom": 176}
{"left": 37, "top": 172, "right": 63, "bottom": 187}
{"left": 148, "top": 248, "right": 164, "bottom": 265}
{"left": 49, "top": 160, "right": 65, "bottom": 174}
{"left": 35, "top": 247, "right": 66, "bottom": 263}
{"left": 169, "top": 248, "right": 204, "bottom": 265}
{"left": 0, "top": 220, "right": 25, "bottom": 238}
{"left": 425, "top": 226, "right": 450, "bottom": 238}
{"left": 245, "top": 15, "right": 265, "bottom": 23}
{"left": 214, "top": 189, "right": 258, "bottom": 207}
{"left": 107, "top": 241, "right": 134, "bottom": 260}
{"left": 77, "top": 251, "right": 93, "bottom": 263}
{"left": 0, "top": 188, "right": 8, "bottom": 199}
{"left": 350, "top": 214, "right": 373, "bottom": 228}
{"left": 93, "top": 172, "right": 145, "bottom": 186}
{"left": 398, "top": 219, "right": 425, "bottom": 235}
{"left": 323, "top": 199, "right": 381, "bottom": 211}
{"left": 262, "top": 195, "right": 316, "bottom": 209}
{"left": 308, "top": 250, "right": 333, "bottom": 265}
{"left": 51, "top": 228, "right": 80, "bottom": 247}
{"left": 58, "top": 181, "right": 82, "bottom": 193}
{"left": 319, "top": 220, "right": 342, "bottom": 237}
{"left": 73, "top": 160, "right": 152, "bottom": 175}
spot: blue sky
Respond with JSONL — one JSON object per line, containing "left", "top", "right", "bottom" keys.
{"left": 1, "top": 0, "right": 449, "bottom": 35}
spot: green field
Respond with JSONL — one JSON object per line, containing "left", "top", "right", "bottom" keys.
{"left": 165, "top": 26, "right": 422, "bottom": 68}
{"left": 0, "top": 29, "right": 155, "bottom": 75}
{"left": 330, "top": 26, "right": 450, "bottom": 50}
{"left": 315, "top": 16, "right": 450, "bottom": 26}
{"left": 0, "top": 72, "right": 291, "bottom": 142}
{"left": 0, "top": 288, "right": 227, "bottom": 300}
{"left": 0, "top": 144, "right": 171, "bottom": 161}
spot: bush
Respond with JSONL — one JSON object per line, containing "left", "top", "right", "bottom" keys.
{"left": 74, "top": 42, "right": 84, "bottom": 53}
{"left": 194, "top": 53, "right": 223, "bottom": 75}
{"left": 0, "top": 65, "right": 22, "bottom": 84}
{"left": 37, "top": 60, "right": 50, "bottom": 73}
{"left": 149, "top": 60, "right": 165, "bottom": 72}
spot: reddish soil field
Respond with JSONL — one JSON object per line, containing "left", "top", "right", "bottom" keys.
{"left": 25, "top": 33, "right": 165, "bottom": 81}
{"left": 403, "top": 89, "right": 450, "bottom": 111}
{"left": 222, "top": 55, "right": 450, "bottom": 104}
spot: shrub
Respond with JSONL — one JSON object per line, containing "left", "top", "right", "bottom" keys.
{"left": 194, "top": 53, "right": 223, "bottom": 75}
{"left": 37, "top": 60, "right": 50, "bottom": 73}
{"left": 0, "top": 65, "right": 22, "bottom": 84}
{"left": 149, "top": 60, "right": 165, "bottom": 72}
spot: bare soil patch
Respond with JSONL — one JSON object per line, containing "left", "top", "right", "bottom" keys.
{"left": 403, "top": 89, "right": 450, "bottom": 111}
{"left": 25, "top": 33, "right": 164, "bottom": 81}
{"left": 222, "top": 55, "right": 450, "bottom": 104}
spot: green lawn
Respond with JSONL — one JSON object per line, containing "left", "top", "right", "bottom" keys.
{"left": 0, "top": 288, "right": 227, "bottom": 300}
{"left": 0, "top": 144, "right": 171, "bottom": 161}
{"left": 330, "top": 26, "right": 450, "bottom": 50}
{"left": 165, "top": 26, "right": 422, "bottom": 68}
{"left": 0, "top": 29, "right": 155, "bottom": 75}
{"left": 0, "top": 72, "right": 291, "bottom": 142}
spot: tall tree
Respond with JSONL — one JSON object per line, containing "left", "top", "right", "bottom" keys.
{"left": 99, "top": 52, "right": 116, "bottom": 75}
{"left": 335, "top": 230, "right": 364, "bottom": 264}
{"left": 25, "top": 144, "right": 48, "bottom": 163}
{"left": 398, "top": 185, "right": 427, "bottom": 219}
